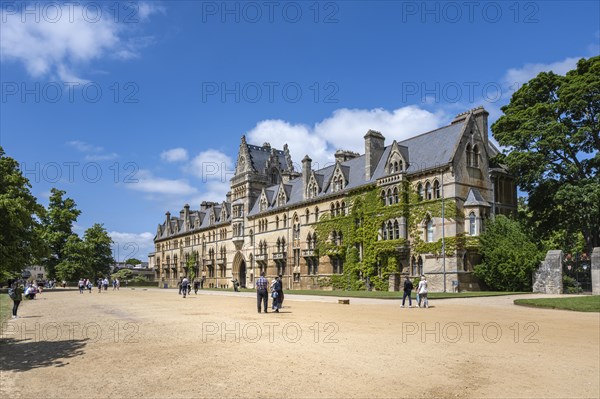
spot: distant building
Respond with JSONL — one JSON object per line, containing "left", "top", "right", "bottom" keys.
{"left": 151, "top": 107, "right": 517, "bottom": 292}
{"left": 25, "top": 265, "right": 46, "bottom": 280}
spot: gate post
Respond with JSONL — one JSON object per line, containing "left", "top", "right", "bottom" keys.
{"left": 533, "top": 250, "right": 563, "bottom": 294}
{"left": 592, "top": 247, "right": 600, "bottom": 295}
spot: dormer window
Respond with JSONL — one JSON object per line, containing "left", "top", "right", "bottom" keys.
{"left": 466, "top": 143, "right": 473, "bottom": 167}
{"left": 259, "top": 197, "right": 268, "bottom": 212}
{"left": 277, "top": 190, "right": 286, "bottom": 206}
{"left": 472, "top": 145, "right": 480, "bottom": 167}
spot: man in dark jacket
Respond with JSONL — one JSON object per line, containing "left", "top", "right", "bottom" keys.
{"left": 401, "top": 275, "right": 413, "bottom": 308}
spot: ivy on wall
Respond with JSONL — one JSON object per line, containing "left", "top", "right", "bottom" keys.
{"left": 313, "top": 182, "right": 475, "bottom": 290}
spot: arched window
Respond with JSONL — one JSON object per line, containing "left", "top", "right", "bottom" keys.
{"left": 382, "top": 222, "right": 387, "bottom": 240}
{"left": 433, "top": 180, "right": 440, "bottom": 199}
{"left": 394, "top": 220, "right": 400, "bottom": 239}
{"left": 249, "top": 229, "right": 254, "bottom": 245}
{"left": 283, "top": 214, "right": 287, "bottom": 227}
{"left": 275, "top": 216, "right": 279, "bottom": 230}
{"left": 330, "top": 203, "right": 335, "bottom": 216}
{"left": 381, "top": 190, "right": 387, "bottom": 206}
{"left": 469, "top": 212, "right": 477, "bottom": 235}
{"left": 341, "top": 201, "right": 346, "bottom": 216}
{"left": 426, "top": 218, "right": 434, "bottom": 242}
{"left": 417, "top": 183, "right": 424, "bottom": 201}
{"left": 466, "top": 144, "right": 472, "bottom": 166}
{"left": 314, "top": 207, "right": 319, "bottom": 222}
{"left": 387, "top": 222, "right": 393, "bottom": 240}
{"left": 472, "top": 145, "right": 480, "bottom": 167}
{"left": 305, "top": 209, "right": 310, "bottom": 223}
{"left": 393, "top": 187, "right": 399, "bottom": 204}
{"left": 387, "top": 189, "right": 393, "bottom": 205}
{"left": 394, "top": 161, "right": 399, "bottom": 172}
{"left": 425, "top": 182, "right": 432, "bottom": 200}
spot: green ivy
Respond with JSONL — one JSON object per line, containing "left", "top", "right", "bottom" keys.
{"left": 313, "top": 183, "right": 464, "bottom": 290}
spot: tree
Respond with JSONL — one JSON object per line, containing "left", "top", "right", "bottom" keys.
{"left": 492, "top": 56, "right": 600, "bottom": 252}
{"left": 112, "top": 268, "right": 133, "bottom": 280}
{"left": 40, "top": 188, "right": 82, "bottom": 278}
{"left": 55, "top": 235, "right": 91, "bottom": 282}
{"left": 125, "top": 258, "right": 141, "bottom": 266}
{"left": 186, "top": 252, "right": 197, "bottom": 281}
{"left": 474, "top": 215, "right": 542, "bottom": 291}
{"left": 0, "top": 147, "right": 48, "bottom": 280}
{"left": 84, "top": 223, "right": 114, "bottom": 278}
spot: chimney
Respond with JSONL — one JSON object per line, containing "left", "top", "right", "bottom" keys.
{"left": 364, "top": 130, "right": 385, "bottom": 180}
{"left": 165, "top": 212, "right": 171, "bottom": 234}
{"left": 471, "top": 106, "right": 489, "bottom": 148}
{"left": 334, "top": 150, "right": 360, "bottom": 163}
{"left": 302, "top": 155, "right": 312, "bottom": 199}
{"left": 183, "top": 204, "right": 190, "bottom": 219}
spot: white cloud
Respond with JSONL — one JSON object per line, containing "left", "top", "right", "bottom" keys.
{"left": 84, "top": 153, "right": 119, "bottom": 161}
{"left": 160, "top": 148, "right": 189, "bottom": 163}
{"left": 247, "top": 106, "right": 446, "bottom": 168}
{"left": 503, "top": 57, "right": 581, "bottom": 90}
{"left": 126, "top": 169, "right": 198, "bottom": 196}
{"left": 109, "top": 231, "right": 155, "bottom": 261}
{"left": 186, "top": 149, "right": 235, "bottom": 182}
{"left": 67, "top": 140, "right": 103, "bottom": 153}
{"left": 66, "top": 140, "right": 118, "bottom": 161}
{"left": 0, "top": 2, "right": 163, "bottom": 82}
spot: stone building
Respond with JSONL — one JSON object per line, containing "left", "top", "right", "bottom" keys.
{"left": 151, "top": 107, "right": 517, "bottom": 292}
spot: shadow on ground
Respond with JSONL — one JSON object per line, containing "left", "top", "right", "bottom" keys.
{"left": 0, "top": 338, "right": 87, "bottom": 372}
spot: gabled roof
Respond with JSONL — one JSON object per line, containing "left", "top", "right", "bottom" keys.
{"left": 464, "top": 188, "right": 490, "bottom": 207}
{"left": 247, "top": 144, "right": 286, "bottom": 172}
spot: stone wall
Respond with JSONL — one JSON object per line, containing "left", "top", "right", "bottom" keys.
{"left": 592, "top": 247, "right": 599, "bottom": 295}
{"left": 533, "top": 250, "right": 563, "bottom": 294}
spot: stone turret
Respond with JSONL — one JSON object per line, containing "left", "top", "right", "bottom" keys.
{"left": 364, "top": 130, "right": 385, "bottom": 180}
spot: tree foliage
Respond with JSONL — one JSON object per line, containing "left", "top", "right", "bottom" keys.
{"left": 40, "top": 188, "right": 82, "bottom": 278}
{"left": 492, "top": 56, "right": 600, "bottom": 251}
{"left": 474, "top": 215, "right": 542, "bottom": 291}
{"left": 0, "top": 147, "right": 48, "bottom": 280}
{"left": 84, "top": 223, "right": 114, "bottom": 278}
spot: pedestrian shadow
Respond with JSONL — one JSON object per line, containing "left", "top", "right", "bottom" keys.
{"left": 0, "top": 337, "right": 87, "bottom": 372}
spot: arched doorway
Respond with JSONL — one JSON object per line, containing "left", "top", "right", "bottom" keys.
{"left": 232, "top": 252, "right": 247, "bottom": 288}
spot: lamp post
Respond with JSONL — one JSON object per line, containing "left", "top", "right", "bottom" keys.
{"left": 441, "top": 168, "right": 446, "bottom": 293}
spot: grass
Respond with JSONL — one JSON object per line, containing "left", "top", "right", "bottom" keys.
{"left": 514, "top": 296, "right": 600, "bottom": 312}
{"left": 205, "top": 287, "right": 529, "bottom": 300}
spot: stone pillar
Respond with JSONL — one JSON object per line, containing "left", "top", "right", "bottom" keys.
{"left": 592, "top": 247, "right": 600, "bottom": 295}
{"left": 388, "top": 273, "right": 400, "bottom": 292}
{"left": 533, "top": 250, "right": 563, "bottom": 294}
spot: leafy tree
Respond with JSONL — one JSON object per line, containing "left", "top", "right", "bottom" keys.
{"left": 84, "top": 223, "right": 114, "bottom": 278}
{"left": 492, "top": 56, "right": 600, "bottom": 252}
{"left": 55, "top": 235, "right": 91, "bottom": 281}
{"left": 40, "top": 188, "right": 82, "bottom": 278}
{"left": 125, "top": 258, "right": 141, "bottom": 266}
{"left": 474, "top": 215, "right": 542, "bottom": 291}
{"left": 186, "top": 252, "right": 197, "bottom": 281}
{"left": 112, "top": 268, "right": 133, "bottom": 280}
{"left": 0, "top": 147, "right": 48, "bottom": 280}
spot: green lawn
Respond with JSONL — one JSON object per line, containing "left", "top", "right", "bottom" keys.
{"left": 514, "top": 296, "right": 600, "bottom": 312}
{"left": 208, "top": 287, "right": 529, "bottom": 300}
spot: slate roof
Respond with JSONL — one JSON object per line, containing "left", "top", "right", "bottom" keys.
{"left": 464, "top": 188, "right": 490, "bottom": 207}
{"left": 247, "top": 144, "right": 286, "bottom": 172}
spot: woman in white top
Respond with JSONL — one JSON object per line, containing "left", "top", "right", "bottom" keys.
{"left": 417, "top": 275, "right": 429, "bottom": 308}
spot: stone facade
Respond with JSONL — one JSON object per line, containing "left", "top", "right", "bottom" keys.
{"left": 150, "top": 107, "right": 517, "bottom": 292}
{"left": 533, "top": 250, "right": 564, "bottom": 294}
{"left": 592, "top": 247, "right": 600, "bottom": 295}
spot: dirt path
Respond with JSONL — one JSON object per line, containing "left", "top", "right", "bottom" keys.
{"left": 1, "top": 289, "right": 598, "bottom": 398}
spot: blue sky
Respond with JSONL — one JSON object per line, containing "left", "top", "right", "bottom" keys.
{"left": 1, "top": 1, "right": 599, "bottom": 261}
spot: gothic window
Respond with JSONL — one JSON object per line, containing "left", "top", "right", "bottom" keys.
{"left": 393, "top": 187, "right": 399, "bottom": 204}
{"left": 394, "top": 220, "right": 400, "bottom": 239}
{"left": 426, "top": 218, "right": 434, "bottom": 242}
{"left": 469, "top": 212, "right": 477, "bottom": 236}
{"left": 472, "top": 145, "right": 480, "bottom": 167}
{"left": 387, "top": 221, "right": 393, "bottom": 240}
{"left": 341, "top": 201, "right": 346, "bottom": 216}
{"left": 277, "top": 190, "right": 286, "bottom": 206}
{"left": 417, "top": 183, "right": 424, "bottom": 201}
{"left": 270, "top": 168, "right": 279, "bottom": 185}
{"left": 283, "top": 214, "right": 288, "bottom": 228}
{"left": 433, "top": 180, "right": 441, "bottom": 199}
{"left": 330, "top": 203, "right": 335, "bottom": 216}
{"left": 305, "top": 209, "right": 310, "bottom": 223}
{"left": 382, "top": 222, "right": 387, "bottom": 240}
{"left": 314, "top": 207, "right": 319, "bottom": 222}
{"left": 275, "top": 216, "right": 280, "bottom": 230}
{"left": 259, "top": 197, "right": 267, "bottom": 212}
{"left": 249, "top": 229, "right": 254, "bottom": 245}
{"left": 425, "top": 182, "right": 433, "bottom": 200}
{"left": 466, "top": 144, "right": 473, "bottom": 167}
{"left": 381, "top": 190, "right": 387, "bottom": 206}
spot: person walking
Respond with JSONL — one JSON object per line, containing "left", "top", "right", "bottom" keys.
{"left": 255, "top": 271, "right": 269, "bottom": 313}
{"left": 97, "top": 278, "right": 102, "bottom": 293}
{"left": 193, "top": 279, "right": 200, "bottom": 294}
{"left": 178, "top": 279, "right": 183, "bottom": 295}
{"left": 417, "top": 275, "right": 429, "bottom": 308}
{"left": 8, "top": 282, "right": 24, "bottom": 319}
{"left": 200, "top": 275, "right": 205, "bottom": 289}
{"left": 271, "top": 276, "right": 282, "bottom": 312}
{"left": 181, "top": 277, "right": 189, "bottom": 298}
{"left": 401, "top": 275, "right": 413, "bottom": 308}
{"left": 78, "top": 278, "right": 84, "bottom": 294}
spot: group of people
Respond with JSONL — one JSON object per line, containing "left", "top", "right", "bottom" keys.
{"left": 255, "top": 272, "right": 284, "bottom": 313}
{"left": 178, "top": 276, "right": 206, "bottom": 298}
{"left": 401, "top": 275, "right": 429, "bottom": 308}
{"left": 77, "top": 277, "right": 125, "bottom": 294}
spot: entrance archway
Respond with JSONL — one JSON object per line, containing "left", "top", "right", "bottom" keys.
{"left": 232, "top": 252, "right": 247, "bottom": 288}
